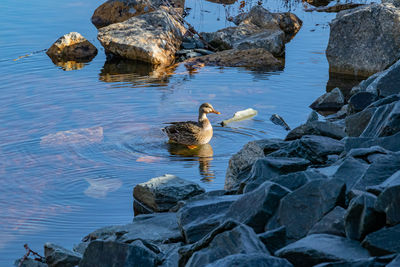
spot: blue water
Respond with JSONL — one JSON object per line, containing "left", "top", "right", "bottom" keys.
{"left": 0, "top": 0, "right": 343, "bottom": 264}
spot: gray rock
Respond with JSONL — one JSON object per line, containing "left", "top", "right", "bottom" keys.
{"left": 226, "top": 182, "right": 290, "bottom": 233}
{"left": 193, "top": 49, "right": 214, "bottom": 55}
{"left": 326, "top": 4, "right": 400, "bottom": 76}
{"left": 158, "top": 243, "right": 182, "bottom": 267}
{"left": 276, "top": 234, "right": 370, "bottom": 267}
{"left": 44, "top": 243, "right": 81, "bottom": 267}
{"left": 326, "top": 105, "right": 349, "bottom": 121}
{"left": 269, "top": 135, "right": 344, "bottom": 165}
{"left": 177, "top": 195, "right": 240, "bottom": 243}
{"left": 270, "top": 170, "right": 327, "bottom": 191}
{"left": 367, "top": 94, "right": 400, "bottom": 109}
{"left": 308, "top": 206, "right": 346, "bottom": 237}
{"left": 306, "top": 110, "right": 319, "bottom": 123}
{"left": 224, "top": 139, "right": 286, "bottom": 190}
{"left": 285, "top": 121, "right": 346, "bottom": 141}
{"left": 133, "top": 174, "right": 204, "bottom": 213}
{"left": 72, "top": 242, "right": 88, "bottom": 255}
{"left": 14, "top": 259, "right": 47, "bottom": 267}
{"left": 258, "top": 226, "right": 287, "bottom": 254}
{"left": 310, "top": 88, "right": 345, "bottom": 112}
{"left": 387, "top": 254, "right": 400, "bottom": 267}
{"left": 361, "top": 224, "right": 400, "bottom": 256}
{"left": 179, "top": 220, "right": 269, "bottom": 267}
{"left": 170, "top": 189, "right": 227, "bottom": 212}
{"left": 205, "top": 253, "right": 293, "bottom": 267}
{"left": 349, "top": 92, "right": 378, "bottom": 113}
{"left": 344, "top": 193, "right": 385, "bottom": 240}
{"left": 79, "top": 240, "right": 158, "bottom": 267}
{"left": 83, "top": 212, "right": 182, "bottom": 244}
{"left": 345, "top": 108, "right": 376, "bottom": 137}
{"left": 313, "top": 255, "right": 394, "bottom": 267}
{"left": 364, "top": 59, "right": 400, "bottom": 97}
{"left": 350, "top": 72, "right": 380, "bottom": 96}
{"left": 97, "top": 9, "right": 185, "bottom": 65}
{"left": 346, "top": 146, "right": 390, "bottom": 162}
{"left": 241, "top": 157, "right": 310, "bottom": 193}
{"left": 330, "top": 157, "right": 368, "bottom": 191}
{"left": 352, "top": 152, "right": 400, "bottom": 191}
{"left": 361, "top": 101, "right": 400, "bottom": 137}
{"left": 344, "top": 131, "right": 400, "bottom": 152}
{"left": 375, "top": 173, "right": 400, "bottom": 225}
{"left": 181, "top": 42, "right": 196, "bottom": 50}
{"left": 276, "top": 179, "right": 346, "bottom": 239}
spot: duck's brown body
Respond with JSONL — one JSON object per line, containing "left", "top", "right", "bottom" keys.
{"left": 162, "top": 103, "right": 220, "bottom": 146}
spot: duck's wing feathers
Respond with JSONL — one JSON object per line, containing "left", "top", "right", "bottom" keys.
{"left": 163, "top": 121, "right": 201, "bottom": 135}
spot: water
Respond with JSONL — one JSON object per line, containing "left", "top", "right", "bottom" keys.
{"left": 0, "top": 0, "right": 343, "bottom": 264}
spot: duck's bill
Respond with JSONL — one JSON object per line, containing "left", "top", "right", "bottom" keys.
{"left": 212, "top": 110, "right": 221, "bottom": 114}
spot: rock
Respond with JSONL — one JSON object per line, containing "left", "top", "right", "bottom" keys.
{"left": 313, "top": 255, "right": 393, "bottom": 267}
{"left": 258, "top": 226, "right": 287, "bottom": 254}
{"left": 368, "top": 94, "right": 400, "bottom": 109}
{"left": 344, "top": 131, "right": 400, "bottom": 152}
{"left": 361, "top": 224, "right": 400, "bottom": 256}
{"left": 14, "top": 259, "right": 48, "bottom": 267}
{"left": 348, "top": 92, "right": 378, "bottom": 113}
{"left": 346, "top": 146, "right": 390, "bottom": 162}
{"left": 44, "top": 243, "right": 81, "bottom": 267}
{"left": 169, "top": 189, "right": 227, "bottom": 212}
{"left": 180, "top": 221, "right": 269, "bottom": 267}
{"left": 204, "top": 253, "right": 293, "bottom": 267}
{"left": 184, "top": 48, "right": 283, "bottom": 70}
{"left": 305, "top": 0, "right": 332, "bottom": 7}
{"left": 344, "top": 192, "right": 385, "bottom": 240}
{"left": 40, "top": 126, "right": 103, "bottom": 146}
{"left": 272, "top": 12, "right": 303, "bottom": 41}
{"left": 285, "top": 121, "right": 346, "bottom": 141}
{"left": 306, "top": 110, "right": 319, "bottom": 123}
{"left": 370, "top": 169, "right": 400, "bottom": 194}
{"left": 276, "top": 179, "right": 346, "bottom": 239}
{"left": 364, "top": 60, "right": 400, "bottom": 97}
{"left": 361, "top": 101, "right": 400, "bottom": 137}
{"left": 224, "top": 139, "right": 287, "bottom": 190}
{"left": 345, "top": 108, "right": 376, "bottom": 137}
{"left": 133, "top": 174, "right": 204, "bottom": 213}
{"left": 350, "top": 72, "right": 380, "bottom": 96}
{"left": 83, "top": 212, "right": 182, "bottom": 244}
{"left": 91, "top": 0, "right": 159, "bottom": 29}
{"left": 326, "top": 104, "right": 349, "bottom": 121}
{"left": 310, "top": 88, "right": 344, "bottom": 112}
{"left": 306, "top": 3, "right": 365, "bottom": 13}
{"left": 159, "top": 243, "right": 182, "bottom": 267}
{"left": 308, "top": 206, "right": 346, "bottom": 237}
{"left": 270, "top": 170, "right": 327, "bottom": 191}
{"left": 276, "top": 234, "right": 370, "bottom": 267}
{"left": 226, "top": 182, "right": 290, "bottom": 233}
{"left": 269, "top": 135, "right": 345, "bottom": 165}
{"left": 97, "top": 9, "right": 185, "bottom": 65}
{"left": 80, "top": 240, "right": 158, "bottom": 267}
{"left": 387, "top": 255, "right": 400, "bottom": 267}
{"left": 176, "top": 195, "right": 240, "bottom": 243}
{"left": 352, "top": 152, "right": 400, "bottom": 191}
{"left": 240, "top": 157, "right": 310, "bottom": 193}
{"left": 327, "top": 4, "right": 400, "bottom": 77}
{"left": 375, "top": 174, "right": 400, "bottom": 225}
{"left": 330, "top": 157, "right": 368, "bottom": 191}
{"left": 46, "top": 32, "right": 97, "bottom": 63}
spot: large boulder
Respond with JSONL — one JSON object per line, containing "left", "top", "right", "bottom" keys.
{"left": 184, "top": 48, "right": 283, "bottom": 70}
{"left": 176, "top": 195, "right": 240, "bottom": 243}
{"left": 361, "top": 224, "right": 400, "bottom": 256}
{"left": 224, "top": 139, "right": 287, "bottom": 190}
{"left": 344, "top": 192, "right": 385, "bottom": 240}
{"left": 97, "top": 9, "right": 186, "bottom": 65}
{"left": 44, "top": 243, "right": 81, "bottom": 267}
{"left": 133, "top": 174, "right": 204, "bottom": 213}
{"left": 226, "top": 182, "right": 290, "bottom": 233}
{"left": 275, "top": 179, "right": 346, "bottom": 239}
{"left": 345, "top": 108, "right": 375, "bottom": 137}
{"left": 205, "top": 253, "right": 293, "bottom": 267}
{"left": 361, "top": 101, "right": 400, "bottom": 137}
{"left": 275, "top": 234, "right": 370, "bottom": 267}
{"left": 308, "top": 206, "right": 346, "bottom": 237}
{"left": 79, "top": 240, "right": 158, "bottom": 267}
{"left": 326, "top": 4, "right": 400, "bottom": 76}
{"left": 179, "top": 221, "right": 269, "bottom": 267}
{"left": 364, "top": 60, "right": 400, "bottom": 97}
{"left": 285, "top": 121, "right": 346, "bottom": 141}
{"left": 46, "top": 32, "right": 97, "bottom": 63}
{"left": 310, "top": 88, "right": 345, "bottom": 112}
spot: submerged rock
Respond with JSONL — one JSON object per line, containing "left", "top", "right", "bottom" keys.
{"left": 98, "top": 9, "right": 185, "bottom": 65}
{"left": 46, "top": 32, "right": 97, "bottom": 63}
{"left": 326, "top": 3, "right": 400, "bottom": 76}
{"left": 133, "top": 174, "right": 204, "bottom": 213}
{"left": 40, "top": 126, "right": 103, "bottom": 146}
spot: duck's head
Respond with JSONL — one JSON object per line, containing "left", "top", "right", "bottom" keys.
{"left": 199, "top": 103, "right": 220, "bottom": 115}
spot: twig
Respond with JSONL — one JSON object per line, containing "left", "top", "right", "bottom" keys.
{"left": 18, "top": 244, "right": 45, "bottom": 267}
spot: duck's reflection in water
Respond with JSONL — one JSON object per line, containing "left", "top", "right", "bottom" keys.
{"left": 167, "top": 143, "right": 216, "bottom": 182}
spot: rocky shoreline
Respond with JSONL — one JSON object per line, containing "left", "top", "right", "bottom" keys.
{"left": 19, "top": 0, "right": 400, "bottom": 266}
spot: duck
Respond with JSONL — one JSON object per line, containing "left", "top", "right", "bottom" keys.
{"left": 162, "top": 103, "right": 220, "bottom": 148}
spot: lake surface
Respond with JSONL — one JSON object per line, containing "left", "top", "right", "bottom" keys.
{"left": 0, "top": 0, "right": 347, "bottom": 264}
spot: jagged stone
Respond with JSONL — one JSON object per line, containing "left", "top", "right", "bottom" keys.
{"left": 285, "top": 121, "right": 346, "bottom": 141}
{"left": 258, "top": 226, "right": 287, "bottom": 254}
{"left": 361, "top": 224, "right": 400, "bottom": 256}
{"left": 204, "top": 253, "right": 293, "bottom": 267}
{"left": 310, "top": 88, "right": 345, "bottom": 112}
{"left": 44, "top": 243, "right": 81, "bottom": 267}
{"left": 308, "top": 206, "right": 346, "bottom": 237}
{"left": 345, "top": 108, "right": 376, "bottom": 137}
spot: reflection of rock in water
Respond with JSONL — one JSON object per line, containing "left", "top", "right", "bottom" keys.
{"left": 206, "top": 0, "right": 237, "bottom": 5}
{"left": 167, "top": 143, "right": 216, "bottom": 182}
{"left": 50, "top": 59, "right": 86, "bottom": 71}
{"left": 326, "top": 72, "right": 365, "bottom": 100}
{"left": 99, "top": 58, "right": 176, "bottom": 85}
